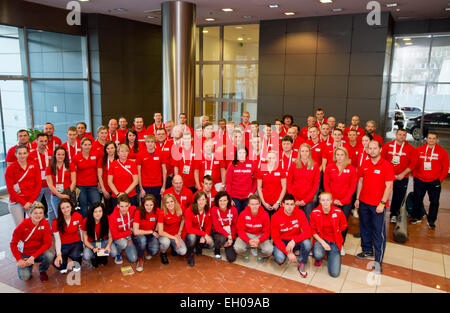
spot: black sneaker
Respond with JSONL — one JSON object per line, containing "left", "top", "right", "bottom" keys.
{"left": 171, "top": 248, "right": 178, "bottom": 256}
{"left": 410, "top": 218, "right": 422, "bottom": 224}
{"left": 356, "top": 251, "right": 374, "bottom": 259}
{"left": 353, "top": 232, "right": 361, "bottom": 238}
{"left": 195, "top": 245, "right": 203, "bottom": 256}
{"left": 160, "top": 252, "right": 169, "bottom": 265}
{"left": 187, "top": 256, "right": 194, "bottom": 267}
{"left": 427, "top": 220, "right": 436, "bottom": 230}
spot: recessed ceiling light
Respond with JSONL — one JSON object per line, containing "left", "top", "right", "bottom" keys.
{"left": 78, "top": 0, "right": 90, "bottom": 2}
{"left": 402, "top": 38, "right": 411, "bottom": 41}
{"left": 242, "top": 15, "right": 252, "bottom": 19}
{"left": 284, "top": 12, "right": 295, "bottom": 16}
{"left": 235, "top": 26, "right": 243, "bottom": 29}
{"left": 268, "top": 4, "right": 279, "bottom": 8}
{"left": 203, "top": 30, "right": 209, "bottom": 33}
{"left": 222, "top": 8, "right": 234, "bottom": 12}
{"left": 320, "top": 0, "right": 333, "bottom": 3}
{"left": 332, "top": 8, "right": 342, "bottom": 12}
{"left": 205, "top": 18, "right": 215, "bottom": 21}
{"left": 396, "top": 8, "right": 400, "bottom": 12}
{"left": 386, "top": 3, "right": 398, "bottom": 7}
{"left": 405, "top": 43, "right": 413, "bottom": 45}
{"left": 237, "top": 37, "right": 244, "bottom": 41}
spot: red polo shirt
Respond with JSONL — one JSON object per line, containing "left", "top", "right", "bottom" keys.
{"left": 97, "top": 158, "right": 115, "bottom": 193}
{"left": 344, "top": 126, "right": 365, "bottom": 139}
{"left": 163, "top": 187, "right": 193, "bottom": 213}
{"left": 174, "top": 148, "right": 196, "bottom": 187}
{"left": 45, "top": 163, "right": 76, "bottom": 195}
{"left": 279, "top": 151, "right": 297, "bottom": 177}
{"left": 62, "top": 141, "right": 81, "bottom": 162}
{"left": 108, "top": 159, "right": 138, "bottom": 197}
{"left": 72, "top": 151, "right": 98, "bottom": 186}
{"left": 158, "top": 208, "right": 182, "bottom": 236}
{"left": 133, "top": 208, "right": 159, "bottom": 231}
{"left": 137, "top": 149, "right": 163, "bottom": 187}
{"left": 107, "top": 131, "right": 125, "bottom": 145}
{"left": 28, "top": 148, "right": 53, "bottom": 188}
{"left": 194, "top": 154, "right": 226, "bottom": 185}
{"left": 52, "top": 212, "right": 83, "bottom": 245}
{"left": 306, "top": 139, "right": 323, "bottom": 167}
{"left": 156, "top": 140, "right": 174, "bottom": 177}
{"left": 256, "top": 166, "right": 286, "bottom": 204}
{"left": 287, "top": 162, "right": 320, "bottom": 204}
{"left": 358, "top": 157, "right": 395, "bottom": 206}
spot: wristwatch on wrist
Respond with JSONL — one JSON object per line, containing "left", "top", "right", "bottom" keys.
{"left": 380, "top": 201, "right": 386, "bottom": 205}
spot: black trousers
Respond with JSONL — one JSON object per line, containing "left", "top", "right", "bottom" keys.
{"left": 412, "top": 178, "right": 441, "bottom": 223}
{"left": 212, "top": 232, "right": 236, "bottom": 262}
{"left": 390, "top": 177, "right": 409, "bottom": 217}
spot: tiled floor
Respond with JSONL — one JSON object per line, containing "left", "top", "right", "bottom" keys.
{"left": 0, "top": 178, "right": 448, "bottom": 293}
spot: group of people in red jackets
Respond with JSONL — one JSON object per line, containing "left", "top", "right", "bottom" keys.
{"left": 6, "top": 109, "right": 449, "bottom": 283}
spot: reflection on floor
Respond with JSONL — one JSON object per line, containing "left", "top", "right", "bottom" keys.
{"left": 0, "top": 178, "right": 448, "bottom": 293}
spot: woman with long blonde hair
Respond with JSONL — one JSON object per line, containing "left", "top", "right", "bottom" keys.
{"left": 323, "top": 147, "right": 357, "bottom": 250}
{"left": 157, "top": 193, "right": 187, "bottom": 264}
{"left": 287, "top": 143, "right": 320, "bottom": 220}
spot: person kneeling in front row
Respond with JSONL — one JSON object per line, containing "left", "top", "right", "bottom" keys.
{"left": 10, "top": 202, "right": 54, "bottom": 282}
{"left": 234, "top": 194, "right": 273, "bottom": 263}
{"left": 271, "top": 193, "right": 312, "bottom": 278}
{"left": 108, "top": 194, "right": 138, "bottom": 265}
{"left": 310, "top": 192, "right": 347, "bottom": 277}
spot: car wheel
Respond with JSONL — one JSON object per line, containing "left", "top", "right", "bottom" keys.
{"left": 411, "top": 127, "right": 421, "bottom": 141}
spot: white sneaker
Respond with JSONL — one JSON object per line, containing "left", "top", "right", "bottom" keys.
{"left": 390, "top": 216, "right": 397, "bottom": 224}
{"left": 352, "top": 209, "right": 359, "bottom": 218}
{"left": 215, "top": 253, "right": 222, "bottom": 259}
{"left": 145, "top": 255, "right": 152, "bottom": 260}
{"left": 73, "top": 266, "right": 81, "bottom": 272}
{"left": 340, "top": 248, "right": 346, "bottom": 256}
{"left": 251, "top": 248, "right": 258, "bottom": 257}
{"left": 60, "top": 269, "right": 68, "bottom": 274}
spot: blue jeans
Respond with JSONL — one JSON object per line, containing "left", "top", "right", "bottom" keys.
{"left": 299, "top": 201, "right": 315, "bottom": 221}
{"left": 18, "top": 249, "right": 55, "bottom": 281}
{"left": 273, "top": 239, "right": 312, "bottom": 265}
{"left": 53, "top": 241, "right": 83, "bottom": 271}
{"left": 232, "top": 198, "right": 248, "bottom": 215}
{"left": 158, "top": 236, "right": 187, "bottom": 255}
{"left": 50, "top": 195, "right": 61, "bottom": 230}
{"left": 110, "top": 237, "right": 138, "bottom": 262}
{"left": 77, "top": 185, "right": 101, "bottom": 218}
{"left": 359, "top": 201, "right": 386, "bottom": 264}
{"left": 143, "top": 186, "right": 162, "bottom": 207}
{"left": 83, "top": 239, "right": 109, "bottom": 261}
{"left": 337, "top": 203, "right": 352, "bottom": 242}
{"left": 133, "top": 234, "right": 160, "bottom": 258}
{"left": 313, "top": 240, "right": 341, "bottom": 277}
{"left": 38, "top": 187, "right": 54, "bottom": 222}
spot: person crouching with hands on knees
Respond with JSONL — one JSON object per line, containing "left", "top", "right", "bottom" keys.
{"left": 132, "top": 194, "right": 160, "bottom": 271}
{"left": 184, "top": 191, "right": 213, "bottom": 266}
{"left": 234, "top": 195, "right": 273, "bottom": 263}
{"left": 108, "top": 194, "right": 138, "bottom": 265}
{"left": 10, "top": 201, "right": 54, "bottom": 282}
{"left": 52, "top": 198, "right": 83, "bottom": 274}
{"left": 271, "top": 193, "right": 312, "bottom": 278}
{"left": 81, "top": 202, "right": 113, "bottom": 268}
{"left": 210, "top": 191, "right": 238, "bottom": 262}
{"left": 310, "top": 192, "right": 347, "bottom": 277}
{"left": 157, "top": 193, "right": 187, "bottom": 265}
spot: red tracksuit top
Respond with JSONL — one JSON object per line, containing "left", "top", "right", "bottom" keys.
{"left": 10, "top": 217, "right": 52, "bottom": 261}
{"left": 413, "top": 144, "right": 449, "bottom": 182}
{"left": 309, "top": 205, "right": 348, "bottom": 251}
{"left": 108, "top": 205, "right": 136, "bottom": 240}
{"left": 287, "top": 161, "right": 320, "bottom": 204}
{"left": 236, "top": 205, "right": 271, "bottom": 244}
{"left": 271, "top": 207, "right": 312, "bottom": 254}
{"left": 5, "top": 161, "right": 41, "bottom": 206}
{"left": 323, "top": 163, "right": 358, "bottom": 205}
{"left": 210, "top": 206, "right": 238, "bottom": 239}
{"left": 225, "top": 159, "right": 257, "bottom": 199}
{"left": 184, "top": 207, "right": 212, "bottom": 238}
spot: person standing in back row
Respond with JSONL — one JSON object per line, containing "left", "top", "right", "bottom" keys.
{"left": 410, "top": 132, "right": 449, "bottom": 229}
{"left": 381, "top": 129, "right": 418, "bottom": 224}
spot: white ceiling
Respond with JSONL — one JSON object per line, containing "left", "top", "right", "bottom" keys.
{"left": 25, "top": 0, "right": 450, "bottom": 26}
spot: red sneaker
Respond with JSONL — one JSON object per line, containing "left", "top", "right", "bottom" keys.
{"left": 39, "top": 272, "right": 48, "bottom": 282}
{"left": 298, "top": 263, "right": 307, "bottom": 278}
{"left": 314, "top": 260, "right": 322, "bottom": 267}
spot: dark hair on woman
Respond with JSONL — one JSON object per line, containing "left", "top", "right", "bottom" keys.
{"left": 192, "top": 191, "right": 209, "bottom": 215}
{"left": 50, "top": 146, "right": 70, "bottom": 176}
{"left": 362, "top": 133, "right": 373, "bottom": 141}
{"left": 102, "top": 140, "right": 118, "bottom": 167}
{"left": 85, "top": 202, "right": 109, "bottom": 240}
{"left": 232, "top": 144, "right": 248, "bottom": 166}
{"left": 125, "top": 128, "right": 139, "bottom": 153}
{"left": 282, "top": 114, "right": 294, "bottom": 124}
{"left": 139, "top": 194, "right": 158, "bottom": 220}
{"left": 214, "top": 191, "right": 231, "bottom": 209}
{"left": 56, "top": 198, "right": 75, "bottom": 234}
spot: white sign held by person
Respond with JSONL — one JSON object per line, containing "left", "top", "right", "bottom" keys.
{"left": 66, "top": 1, "right": 81, "bottom": 26}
